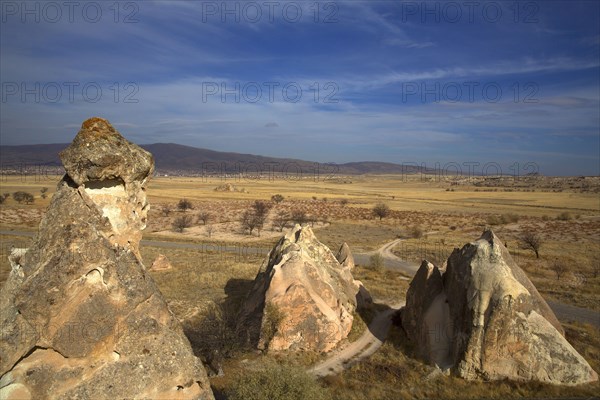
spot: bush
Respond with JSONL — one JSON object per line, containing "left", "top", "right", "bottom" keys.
{"left": 487, "top": 213, "right": 519, "bottom": 225}
{"left": 241, "top": 201, "right": 271, "bottom": 236}
{"left": 177, "top": 198, "right": 193, "bottom": 212}
{"left": 550, "top": 260, "right": 570, "bottom": 281}
{"left": 409, "top": 225, "right": 423, "bottom": 239}
{"left": 161, "top": 205, "right": 172, "bottom": 216}
{"left": 291, "top": 209, "right": 308, "bottom": 225}
{"left": 340, "top": 199, "right": 348, "bottom": 206}
{"left": 372, "top": 203, "right": 390, "bottom": 220}
{"left": 260, "top": 303, "right": 285, "bottom": 348}
{"left": 271, "top": 194, "right": 285, "bottom": 203}
{"left": 12, "top": 191, "right": 35, "bottom": 204}
{"left": 227, "top": 360, "right": 329, "bottom": 400}
{"left": 172, "top": 215, "right": 193, "bottom": 233}
{"left": 198, "top": 211, "right": 211, "bottom": 225}
{"left": 557, "top": 212, "right": 572, "bottom": 221}
{"left": 369, "top": 253, "right": 385, "bottom": 271}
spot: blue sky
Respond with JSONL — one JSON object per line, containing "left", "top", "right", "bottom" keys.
{"left": 1, "top": 0, "right": 598, "bottom": 175}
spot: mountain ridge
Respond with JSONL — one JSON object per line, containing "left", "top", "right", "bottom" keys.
{"left": 1, "top": 142, "right": 426, "bottom": 176}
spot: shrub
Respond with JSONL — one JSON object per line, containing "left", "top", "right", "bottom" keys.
{"left": 557, "top": 212, "right": 572, "bottom": 221}
{"left": 198, "top": 211, "right": 211, "bottom": 225}
{"left": 409, "top": 225, "right": 423, "bottom": 239}
{"left": 40, "top": 187, "right": 48, "bottom": 199}
{"left": 241, "top": 201, "right": 271, "bottom": 236}
{"left": 340, "top": 199, "right": 348, "bottom": 206}
{"left": 550, "top": 260, "right": 570, "bottom": 281}
{"left": 372, "top": 203, "right": 390, "bottom": 220}
{"left": 291, "top": 209, "right": 308, "bottom": 225}
{"left": 177, "top": 198, "right": 193, "bottom": 212}
{"left": 161, "top": 205, "right": 172, "bottom": 216}
{"left": 12, "top": 191, "right": 35, "bottom": 204}
{"left": 260, "top": 303, "right": 284, "bottom": 349}
{"left": 271, "top": 194, "right": 285, "bottom": 203}
{"left": 227, "top": 360, "right": 329, "bottom": 400}
{"left": 487, "top": 213, "right": 519, "bottom": 225}
{"left": 369, "top": 253, "right": 385, "bottom": 271}
{"left": 172, "top": 215, "right": 193, "bottom": 233}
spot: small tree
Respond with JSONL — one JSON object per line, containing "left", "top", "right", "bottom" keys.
{"left": 240, "top": 201, "right": 271, "bottom": 236}
{"left": 13, "top": 191, "right": 34, "bottom": 205}
{"left": 520, "top": 231, "right": 543, "bottom": 259}
{"left": 40, "top": 187, "right": 48, "bottom": 199}
{"left": 291, "top": 209, "right": 308, "bottom": 225}
{"left": 550, "top": 260, "right": 569, "bottom": 281}
{"left": 372, "top": 202, "right": 390, "bottom": 220}
{"left": 198, "top": 212, "right": 211, "bottom": 225}
{"left": 172, "top": 215, "right": 193, "bottom": 233}
{"left": 340, "top": 198, "right": 349, "bottom": 207}
{"left": 253, "top": 200, "right": 271, "bottom": 219}
{"left": 271, "top": 194, "right": 284, "bottom": 203}
{"left": 273, "top": 210, "right": 289, "bottom": 232}
{"left": 177, "top": 198, "right": 193, "bottom": 212}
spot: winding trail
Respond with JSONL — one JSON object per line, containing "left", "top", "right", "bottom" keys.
{"left": 309, "top": 302, "right": 404, "bottom": 377}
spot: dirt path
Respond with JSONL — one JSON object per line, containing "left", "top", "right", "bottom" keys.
{"left": 354, "top": 239, "right": 419, "bottom": 276}
{"left": 309, "top": 302, "right": 404, "bottom": 377}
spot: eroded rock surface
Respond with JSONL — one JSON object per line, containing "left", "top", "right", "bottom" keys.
{"left": 150, "top": 254, "right": 174, "bottom": 271}
{"left": 238, "top": 225, "right": 370, "bottom": 352}
{"left": 402, "top": 229, "right": 598, "bottom": 385}
{"left": 0, "top": 118, "right": 214, "bottom": 400}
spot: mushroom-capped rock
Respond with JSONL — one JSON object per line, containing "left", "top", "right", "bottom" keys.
{"left": 402, "top": 230, "right": 598, "bottom": 385}
{"left": 237, "top": 225, "right": 370, "bottom": 353}
{"left": 59, "top": 117, "right": 154, "bottom": 186}
{"left": 0, "top": 118, "right": 214, "bottom": 400}
{"left": 59, "top": 117, "right": 153, "bottom": 257}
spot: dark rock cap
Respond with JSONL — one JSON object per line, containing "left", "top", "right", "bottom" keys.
{"left": 59, "top": 117, "right": 154, "bottom": 186}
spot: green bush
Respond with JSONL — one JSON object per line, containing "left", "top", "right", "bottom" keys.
{"left": 369, "top": 253, "right": 385, "bottom": 271}
{"left": 260, "top": 303, "right": 285, "bottom": 348}
{"left": 228, "top": 360, "right": 329, "bottom": 400}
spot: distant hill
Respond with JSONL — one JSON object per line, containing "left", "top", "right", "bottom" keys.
{"left": 0, "top": 142, "right": 426, "bottom": 176}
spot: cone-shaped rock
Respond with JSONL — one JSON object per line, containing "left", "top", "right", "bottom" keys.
{"left": 0, "top": 118, "right": 214, "bottom": 400}
{"left": 237, "top": 225, "right": 370, "bottom": 352}
{"left": 402, "top": 229, "right": 598, "bottom": 385}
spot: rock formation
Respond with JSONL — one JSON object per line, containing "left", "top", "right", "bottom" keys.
{"left": 237, "top": 225, "right": 369, "bottom": 352}
{"left": 0, "top": 118, "right": 214, "bottom": 400}
{"left": 150, "top": 254, "right": 174, "bottom": 271}
{"left": 401, "top": 229, "right": 598, "bottom": 385}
